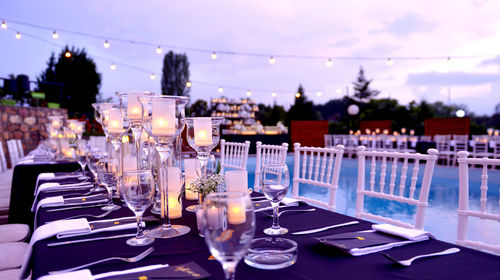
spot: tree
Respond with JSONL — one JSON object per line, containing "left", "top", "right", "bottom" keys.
{"left": 187, "top": 100, "right": 210, "bottom": 117}
{"left": 37, "top": 46, "right": 101, "bottom": 114}
{"left": 352, "top": 67, "right": 380, "bottom": 101}
{"left": 285, "top": 84, "right": 321, "bottom": 127}
{"left": 161, "top": 51, "right": 190, "bottom": 96}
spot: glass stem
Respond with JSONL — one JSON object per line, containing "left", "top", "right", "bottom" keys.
{"left": 272, "top": 202, "right": 280, "bottom": 229}
{"left": 156, "top": 144, "right": 172, "bottom": 228}
{"left": 136, "top": 213, "right": 145, "bottom": 239}
{"left": 222, "top": 264, "right": 236, "bottom": 280}
{"left": 106, "top": 185, "right": 113, "bottom": 206}
{"left": 131, "top": 126, "right": 143, "bottom": 169}
{"left": 197, "top": 152, "right": 209, "bottom": 177}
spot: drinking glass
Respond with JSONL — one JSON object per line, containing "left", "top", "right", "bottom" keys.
{"left": 202, "top": 192, "right": 255, "bottom": 280}
{"left": 76, "top": 140, "right": 88, "bottom": 179}
{"left": 86, "top": 151, "right": 105, "bottom": 192}
{"left": 260, "top": 164, "right": 290, "bottom": 235}
{"left": 121, "top": 170, "right": 156, "bottom": 246}
{"left": 97, "top": 158, "right": 121, "bottom": 211}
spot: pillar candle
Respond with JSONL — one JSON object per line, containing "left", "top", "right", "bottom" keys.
{"left": 168, "top": 195, "right": 182, "bottom": 219}
{"left": 206, "top": 205, "right": 221, "bottom": 229}
{"left": 108, "top": 109, "right": 123, "bottom": 134}
{"left": 227, "top": 201, "right": 246, "bottom": 224}
{"left": 167, "top": 167, "right": 182, "bottom": 218}
{"left": 184, "top": 158, "right": 200, "bottom": 178}
{"left": 152, "top": 98, "right": 176, "bottom": 136}
{"left": 185, "top": 176, "right": 198, "bottom": 200}
{"left": 225, "top": 170, "right": 248, "bottom": 192}
{"left": 127, "top": 94, "right": 142, "bottom": 120}
{"left": 194, "top": 118, "right": 213, "bottom": 146}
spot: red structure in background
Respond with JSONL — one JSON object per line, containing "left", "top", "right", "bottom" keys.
{"left": 424, "top": 117, "right": 470, "bottom": 137}
{"left": 291, "top": 120, "right": 328, "bottom": 149}
{"left": 360, "top": 120, "right": 392, "bottom": 133}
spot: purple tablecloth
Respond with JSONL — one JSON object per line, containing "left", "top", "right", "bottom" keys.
{"left": 29, "top": 183, "right": 500, "bottom": 280}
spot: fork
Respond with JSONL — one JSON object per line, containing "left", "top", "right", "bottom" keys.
{"left": 49, "top": 247, "right": 155, "bottom": 274}
{"left": 261, "top": 208, "right": 316, "bottom": 218}
{"left": 382, "top": 247, "right": 460, "bottom": 266}
{"left": 58, "top": 209, "right": 113, "bottom": 221}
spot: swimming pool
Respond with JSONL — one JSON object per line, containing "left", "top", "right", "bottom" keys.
{"left": 244, "top": 155, "right": 500, "bottom": 246}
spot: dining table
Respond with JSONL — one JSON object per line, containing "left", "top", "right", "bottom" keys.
{"left": 25, "top": 170, "right": 500, "bottom": 280}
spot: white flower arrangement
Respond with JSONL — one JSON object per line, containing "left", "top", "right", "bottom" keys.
{"left": 187, "top": 173, "right": 226, "bottom": 197}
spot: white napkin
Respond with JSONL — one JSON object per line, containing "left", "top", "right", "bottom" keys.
{"left": 19, "top": 217, "right": 140, "bottom": 279}
{"left": 35, "top": 173, "right": 55, "bottom": 191}
{"left": 32, "top": 182, "right": 94, "bottom": 211}
{"left": 17, "top": 159, "right": 34, "bottom": 165}
{"left": 37, "top": 264, "right": 170, "bottom": 280}
{"left": 254, "top": 197, "right": 300, "bottom": 212}
{"left": 372, "top": 224, "right": 434, "bottom": 241}
{"left": 347, "top": 224, "right": 432, "bottom": 256}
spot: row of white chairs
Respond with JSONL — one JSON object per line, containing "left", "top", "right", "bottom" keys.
{"left": 435, "top": 134, "right": 500, "bottom": 166}
{"left": 324, "top": 134, "right": 418, "bottom": 157}
{"left": 0, "top": 139, "right": 25, "bottom": 222}
{"left": 220, "top": 139, "right": 499, "bottom": 254}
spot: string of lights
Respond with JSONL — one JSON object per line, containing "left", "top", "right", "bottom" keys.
{"left": 3, "top": 26, "right": 341, "bottom": 98}
{"left": 1, "top": 17, "right": 496, "bottom": 67}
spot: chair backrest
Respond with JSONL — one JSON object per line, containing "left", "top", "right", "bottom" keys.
{"left": 0, "top": 141, "right": 7, "bottom": 173}
{"left": 16, "top": 139, "right": 24, "bottom": 158}
{"left": 219, "top": 139, "right": 250, "bottom": 172}
{"left": 396, "top": 135, "right": 408, "bottom": 151}
{"left": 454, "top": 137, "right": 468, "bottom": 152}
{"left": 291, "top": 143, "right": 344, "bottom": 211}
{"left": 453, "top": 134, "right": 469, "bottom": 142}
{"left": 456, "top": 151, "right": 500, "bottom": 254}
{"left": 493, "top": 138, "right": 500, "bottom": 158}
{"left": 472, "top": 141, "right": 488, "bottom": 155}
{"left": 434, "top": 134, "right": 451, "bottom": 142}
{"left": 332, "top": 135, "right": 343, "bottom": 146}
{"left": 435, "top": 137, "right": 451, "bottom": 152}
{"left": 254, "top": 141, "right": 288, "bottom": 191}
{"left": 324, "top": 134, "right": 333, "bottom": 148}
{"left": 419, "top": 135, "right": 432, "bottom": 142}
{"left": 7, "top": 139, "right": 20, "bottom": 166}
{"left": 355, "top": 146, "right": 438, "bottom": 230}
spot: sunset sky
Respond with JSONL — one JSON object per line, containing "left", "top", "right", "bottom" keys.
{"left": 1, "top": 0, "right": 499, "bottom": 115}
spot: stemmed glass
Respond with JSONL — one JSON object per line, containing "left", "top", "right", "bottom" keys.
{"left": 116, "top": 91, "right": 154, "bottom": 168}
{"left": 76, "top": 140, "right": 88, "bottom": 179}
{"left": 121, "top": 170, "right": 156, "bottom": 246}
{"left": 92, "top": 103, "right": 115, "bottom": 157}
{"left": 139, "top": 95, "right": 190, "bottom": 238}
{"left": 97, "top": 158, "right": 121, "bottom": 211}
{"left": 184, "top": 117, "right": 223, "bottom": 212}
{"left": 201, "top": 192, "right": 255, "bottom": 280}
{"left": 260, "top": 164, "right": 290, "bottom": 235}
{"left": 86, "top": 150, "right": 105, "bottom": 192}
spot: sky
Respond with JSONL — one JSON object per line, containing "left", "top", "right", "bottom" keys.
{"left": 1, "top": 0, "right": 499, "bottom": 115}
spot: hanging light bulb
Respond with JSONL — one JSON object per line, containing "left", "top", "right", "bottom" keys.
{"left": 386, "top": 58, "right": 394, "bottom": 66}
{"left": 103, "top": 40, "right": 110, "bottom": 48}
{"left": 1, "top": 21, "right": 7, "bottom": 29}
{"left": 150, "top": 73, "right": 156, "bottom": 80}
{"left": 326, "top": 58, "right": 333, "bottom": 67}
{"left": 295, "top": 92, "right": 301, "bottom": 98}
{"left": 316, "top": 91, "right": 322, "bottom": 97}
{"left": 52, "top": 31, "right": 59, "bottom": 39}
{"left": 186, "top": 81, "right": 192, "bottom": 88}
{"left": 15, "top": 32, "right": 21, "bottom": 39}
{"left": 246, "top": 90, "right": 252, "bottom": 97}
{"left": 156, "top": 46, "right": 163, "bottom": 54}
{"left": 211, "top": 52, "right": 217, "bottom": 60}
{"left": 269, "top": 56, "right": 276, "bottom": 64}
{"left": 218, "top": 86, "right": 224, "bottom": 93}
{"left": 65, "top": 51, "right": 72, "bottom": 58}
{"left": 271, "top": 92, "right": 277, "bottom": 98}
{"left": 110, "top": 63, "right": 116, "bottom": 70}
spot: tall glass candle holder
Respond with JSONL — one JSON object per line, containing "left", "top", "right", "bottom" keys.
{"left": 116, "top": 91, "right": 154, "bottom": 168}
{"left": 139, "top": 95, "right": 190, "bottom": 238}
{"left": 47, "top": 115, "right": 64, "bottom": 158}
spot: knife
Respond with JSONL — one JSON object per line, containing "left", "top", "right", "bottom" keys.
{"left": 291, "top": 221, "right": 360, "bottom": 235}
{"left": 47, "top": 233, "right": 136, "bottom": 247}
{"left": 46, "top": 204, "right": 108, "bottom": 212}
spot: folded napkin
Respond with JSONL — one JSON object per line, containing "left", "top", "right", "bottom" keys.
{"left": 34, "top": 181, "right": 93, "bottom": 196}
{"left": 35, "top": 173, "right": 55, "bottom": 190}
{"left": 20, "top": 217, "right": 140, "bottom": 279}
{"left": 254, "top": 197, "right": 300, "bottom": 212}
{"left": 38, "top": 262, "right": 210, "bottom": 280}
{"left": 317, "top": 224, "right": 432, "bottom": 256}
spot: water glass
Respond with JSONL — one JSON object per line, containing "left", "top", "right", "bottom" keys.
{"left": 121, "top": 170, "right": 156, "bottom": 246}
{"left": 260, "top": 164, "right": 290, "bottom": 235}
{"left": 202, "top": 192, "right": 255, "bottom": 280}
{"left": 97, "top": 158, "right": 121, "bottom": 211}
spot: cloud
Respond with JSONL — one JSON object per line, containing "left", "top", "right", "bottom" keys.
{"left": 373, "top": 12, "right": 436, "bottom": 36}
{"left": 407, "top": 71, "right": 500, "bottom": 86}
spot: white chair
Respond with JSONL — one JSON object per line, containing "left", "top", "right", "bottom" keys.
{"left": 0, "top": 142, "right": 7, "bottom": 174}
{"left": 324, "top": 135, "right": 333, "bottom": 148}
{"left": 452, "top": 135, "right": 469, "bottom": 166}
{"left": 291, "top": 143, "right": 344, "bottom": 211}
{"left": 6, "top": 140, "right": 20, "bottom": 167}
{"left": 343, "top": 136, "right": 358, "bottom": 158}
{"left": 472, "top": 140, "right": 492, "bottom": 158}
{"left": 253, "top": 141, "right": 288, "bottom": 192}
{"left": 15, "top": 140, "right": 24, "bottom": 158}
{"left": 355, "top": 146, "right": 438, "bottom": 230}
{"left": 419, "top": 135, "right": 432, "bottom": 142}
{"left": 493, "top": 137, "right": 500, "bottom": 159}
{"left": 435, "top": 135, "right": 453, "bottom": 166}
{"left": 456, "top": 151, "right": 500, "bottom": 254}
{"left": 219, "top": 140, "right": 250, "bottom": 173}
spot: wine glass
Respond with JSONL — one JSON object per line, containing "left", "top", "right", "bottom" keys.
{"left": 260, "top": 164, "right": 290, "bottom": 235}
{"left": 76, "top": 140, "right": 88, "bottom": 179}
{"left": 86, "top": 151, "right": 105, "bottom": 192}
{"left": 97, "top": 158, "right": 121, "bottom": 211}
{"left": 121, "top": 170, "right": 156, "bottom": 246}
{"left": 201, "top": 192, "right": 255, "bottom": 280}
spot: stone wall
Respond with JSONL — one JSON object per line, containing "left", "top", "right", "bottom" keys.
{"left": 0, "top": 105, "right": 67, "bottom": 166}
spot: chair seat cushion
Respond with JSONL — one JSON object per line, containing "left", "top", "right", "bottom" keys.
{"left": 0, "top": 224, "right": 30, "bottom": 242}
{"left": 0, "top": 242, "right": 29, "bottom": 270}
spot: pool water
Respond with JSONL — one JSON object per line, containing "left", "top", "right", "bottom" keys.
{"left": 244, "top": 155, "right": 500, "bottom": 246}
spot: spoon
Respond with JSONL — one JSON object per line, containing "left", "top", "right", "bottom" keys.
{"left": 383, "top": 247, "right": 460, "bottom": 266}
